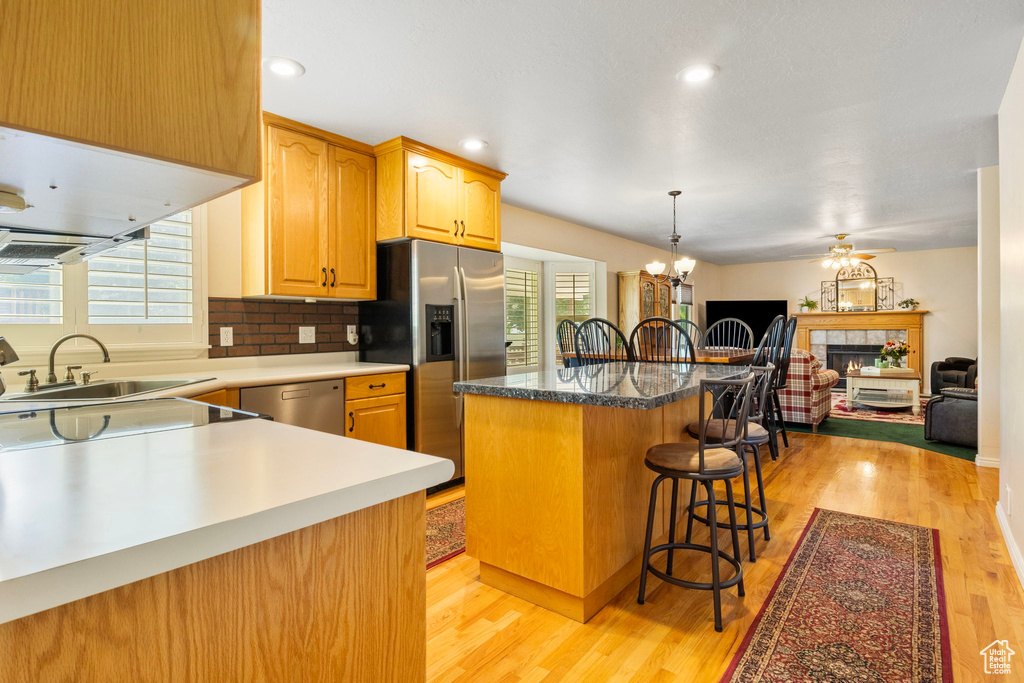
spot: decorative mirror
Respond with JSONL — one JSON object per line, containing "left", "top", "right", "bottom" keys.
{"left": 820, "top": 263, "right": 896, "bottom": 312}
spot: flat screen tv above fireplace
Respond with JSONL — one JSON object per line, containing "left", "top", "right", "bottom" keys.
{"left": 705, "top": 300, "right": 788, "bottom": 344}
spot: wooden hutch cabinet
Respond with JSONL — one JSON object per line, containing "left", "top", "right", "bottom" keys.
{"left": 618, "top": 270, "right": 673, "bottom": 333}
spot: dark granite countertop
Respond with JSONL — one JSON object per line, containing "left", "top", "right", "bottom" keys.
{"left": 454, "top": 363, "right": 752, "bottom": 410}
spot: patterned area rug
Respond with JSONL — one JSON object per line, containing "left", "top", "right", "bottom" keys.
{"left": 426, "top": 498, "right": 466, "bottom": 569}
{"left": 830, "top": 390, "right": 928, "bottom": 426}
{"left": 722, "top": 508, "right": 951, "bottom": 682}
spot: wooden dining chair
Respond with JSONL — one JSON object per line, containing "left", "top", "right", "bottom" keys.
{"left": 556, "top": 319, "right": 580, "bottom": 368}
{"left": 704, "top": 317, "right": 754, "bottom": 350}
{"left": 630, "top": 317, "right": 695, "bottom": 363}
{"left": 574, "top": 318, "right": 634, "bottom": 365}
{"left": 674, "top": 318, "right": 703, "bottom": 349}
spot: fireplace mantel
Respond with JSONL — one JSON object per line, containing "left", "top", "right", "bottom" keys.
{"left": 794, "top": 310, "right": 929, "bottom": 375}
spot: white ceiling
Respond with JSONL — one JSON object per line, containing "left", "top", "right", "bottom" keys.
{"left": 262, "top": 0, "right": 1024, "bottom": 265}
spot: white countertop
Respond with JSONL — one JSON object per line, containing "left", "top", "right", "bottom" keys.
{"left": 1, "top": 359, "right": 410, "bottom": 412}
{"left": 0, "top": 416, "right": 452, "bottom": 624}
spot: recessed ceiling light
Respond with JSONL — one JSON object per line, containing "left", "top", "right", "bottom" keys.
{"left": 459, "top": 138, "right": 488, "bottom": 151}
{"left": 264, "top": 56, "right": 306, "bottom": 79}
{"left": 676, "top": 64, "right": 719, "bottom": 84}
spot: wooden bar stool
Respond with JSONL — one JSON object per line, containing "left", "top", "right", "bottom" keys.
{"left": 684, "top": 365, "right": 774, "bottom": 562}
{"left": 637, "top": 373, "right": 755, "bottom": 632}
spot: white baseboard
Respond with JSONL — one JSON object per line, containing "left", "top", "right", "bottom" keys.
{"left": 996, "top": 501, "right": 1024, "bottom": 592}
{"left": 976, "top": 454, "right": 1001, "bottom": 468}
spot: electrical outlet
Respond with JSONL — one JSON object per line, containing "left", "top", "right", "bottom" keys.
{"left": 298, "top": 326, "right": 316, "bottom": 344}
{"left": 219, "top": 327, "right": 233, "bottom": 347}
{"left": 347, "top": 324, "right": 358, "bottom": 345}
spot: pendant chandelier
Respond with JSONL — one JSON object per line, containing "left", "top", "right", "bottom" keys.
{"left": 645, "top": 190, "right": 696, "bottom": 285}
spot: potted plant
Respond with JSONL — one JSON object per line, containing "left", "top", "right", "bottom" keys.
{"left": 898, "top": 298, "right": 920, "bottom": 310}
{"left": 798, "top": 296, "right": 818, "bottom": 313}
{"left": 880, "top": 339, "right": 910, "bottom": 367}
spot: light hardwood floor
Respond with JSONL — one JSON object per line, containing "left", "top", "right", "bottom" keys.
{"left": 425, "top": 433, "right": 1024, "bottom": 682}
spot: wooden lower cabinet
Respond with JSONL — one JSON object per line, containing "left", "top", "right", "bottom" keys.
{"left": 346, "top": 394, "right": 407, "bottom": 449}
{"left": 188, "top": 388, "right": 240, "bottom": 409}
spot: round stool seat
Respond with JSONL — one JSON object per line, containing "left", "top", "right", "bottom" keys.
{"left": 686, "top": 419, "right": 768, "bottom": 443}
{"left": 645, "top": 441, "right": 741, "bottom": 475}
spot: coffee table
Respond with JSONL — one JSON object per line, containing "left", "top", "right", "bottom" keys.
{"left": 845, "top": 368, "right": 922, "bottom": 416}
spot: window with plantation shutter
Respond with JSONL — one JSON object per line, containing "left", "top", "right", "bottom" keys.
{"left": 554, "top": 272, "right": 591, "bottom": 323}
{"left": 87, "top": 210, "right": 193, "bottom": 324}
{"left": 505, "top": 265, "right": 540, "bottom": 370}
{"left": 0, "top": 267, "right": 63, "bottom": 325}
{"left": 0, "top": 206, "right": 205, "bottom": 360}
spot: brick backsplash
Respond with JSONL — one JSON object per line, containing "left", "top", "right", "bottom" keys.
{"left": 208, "top": 298, "right": 359, "bottom": 358}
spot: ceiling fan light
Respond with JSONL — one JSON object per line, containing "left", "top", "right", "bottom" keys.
{"left": 822, "top": 258, "right": 834, "bottom": 268}
{"left": 831, "top": 261, "right": 841, "bottom": 270}
{"left": 675, "top": 257, "right": 696, "bottom": 275}
{"left": 849, "top": 257, "right": 860, "bottom": 265}
{"left": 646, "top": 261, "right": 666, "bottom": 276}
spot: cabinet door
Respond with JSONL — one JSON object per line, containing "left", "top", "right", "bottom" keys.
{"left": 658, "top": 283, "right": 672, "bottom": 318}
{"left": 641, "top": 280, "right": 655, "bottom": 319}
{"left": 458, "top": 169, "right": 501, "bottom": 251}
{"left": 346, "top": 394, "right": 407, "bottom": 449}
{"left": 328, "top": 146, "right": 376, "bottom": 299}
{"left": 267, "top": 126, "right": 330, "bottom": 297}
{"left": 406, "top": 153, "right": 459, "bottom": 244}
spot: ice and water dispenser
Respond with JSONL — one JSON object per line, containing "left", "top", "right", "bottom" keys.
{"left": 425, "top": 304, "right": 455, "bottom": 361}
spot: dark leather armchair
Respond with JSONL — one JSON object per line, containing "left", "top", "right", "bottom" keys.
{"left": 924, "top": 388, "right": 977, "bottom": 449}
{"left": 930, "top": 357, "right": 977, "bottom": 393}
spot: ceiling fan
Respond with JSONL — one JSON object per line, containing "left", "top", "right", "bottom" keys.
{"left": 792, "top": 234, "right": 896, "bottom": 269}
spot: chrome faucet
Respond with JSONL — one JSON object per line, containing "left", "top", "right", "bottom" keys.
{"left": 45, "top": 334, "right": 111, "bottom": 385}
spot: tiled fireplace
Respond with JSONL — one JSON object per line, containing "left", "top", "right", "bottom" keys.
{"left": 809, "top": 328, "right": 909, "bottom": 389}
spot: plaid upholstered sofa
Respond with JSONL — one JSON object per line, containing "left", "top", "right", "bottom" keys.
{"left": 778, "top": 348, "right": 840, "bottom": 432}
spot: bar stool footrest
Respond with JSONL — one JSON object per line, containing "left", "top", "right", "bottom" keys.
{"left": 644, "top": 542, "right": 743, "bottom": 591}
{"left": 690, "top": 498, "right": 769, "bottom": 532}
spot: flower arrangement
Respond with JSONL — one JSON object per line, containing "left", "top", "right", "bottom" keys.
{"left": 898, "top": 298, "right": 920, "bottom": 310}
{"left": 880, "top": 339, "right": 910, "bottom": 365}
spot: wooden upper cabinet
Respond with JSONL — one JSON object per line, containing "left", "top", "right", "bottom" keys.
{"left": 375, "top": 137, "right": 506, "bottom": 251}
{"left": 459, "top": 169, "right": 502, "bottom": 251}
{"left": 0, "top": 0, "right": 260, "bottom": 181}
{"left": 267, "top": 126, "right": 331, "bottom": 297}
{"left": 407, "top": 154, "right": 459, "bottom": 244}
{"left": 241, "top": 114, "right": 377, "bottom": 299}
{"left": 329, "top": 147, "right": 377, "bottom": 299}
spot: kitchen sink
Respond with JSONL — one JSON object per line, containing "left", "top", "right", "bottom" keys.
{"left": 7, "top": 378, "right": 215, "bottom": 401}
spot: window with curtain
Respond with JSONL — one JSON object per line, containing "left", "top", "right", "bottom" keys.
{"left": 505, "top": 267, "right": 540, "bottom": 369}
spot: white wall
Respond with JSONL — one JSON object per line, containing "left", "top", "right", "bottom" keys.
{"left": 206, "top": 191, "right": 243, "bottom": 299}
{"left": 501, "top": 204, "right": 722, "bottom": 328}
{"left": 998, "top": 35, "right": 1024, "bottom": 587}
{"left": 978, "top": 166, "right": 1001, "bottom": 468}
{"left": 712, "top": 248, "right": 978, "bottom": 392}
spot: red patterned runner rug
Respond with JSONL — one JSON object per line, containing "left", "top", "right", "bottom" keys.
{"left": 722, "top": 508, "right": 951, "bottom": 682}
{"left": 426, "top": 497, "right": 466, "bottom": 569}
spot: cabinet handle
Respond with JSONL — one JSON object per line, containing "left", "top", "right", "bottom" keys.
{"left": 321, "top": 267, "right": 328, "bottom": 287}
{"left": 453, "top": 219, "right": 459, "bottom": 235}
{"left": 348, "top": 411, "right": 355, "bottom": 432}
{"left": 369, "top": 382, "right": 386, "bottom": 389}
{"left": 460, "top": 220, "right": 466, "bottom": 237}
{"left": 330, "top": 268, "right": 336, "bottom": 287}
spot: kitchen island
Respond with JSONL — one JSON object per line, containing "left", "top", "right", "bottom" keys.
{"left": 455, "top": 362, "right": 749, "bottom": 623}
{"left": 0, "top": 403, "right": 452, "bottom": 682}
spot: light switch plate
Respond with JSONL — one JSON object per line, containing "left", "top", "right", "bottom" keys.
{"left": 299, "top": 326, "right": 316, "bottom": 344}
{"left": 219, "top": 327, "right": 233, "bottom": 347}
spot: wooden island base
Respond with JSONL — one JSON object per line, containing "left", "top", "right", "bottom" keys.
{"left": 0, "top": 493, "right": 426, "bottom": 683}
{"left": 465, "top": 393, "right": 700, "bottom": 623}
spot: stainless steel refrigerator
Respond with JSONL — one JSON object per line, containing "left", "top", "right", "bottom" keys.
{"left": 359, "top": 240, "right": 506, "bottom": 480}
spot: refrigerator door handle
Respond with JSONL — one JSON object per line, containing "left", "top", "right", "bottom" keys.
{"left": 453, "top": 265, "right": 465, "bottom": 427}
{"left": 459, "top": 265, "right": 470, "bottom": 383}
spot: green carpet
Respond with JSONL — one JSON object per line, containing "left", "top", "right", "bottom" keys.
{"left": 786, "top": 419, "right": 976, "bottom": 461}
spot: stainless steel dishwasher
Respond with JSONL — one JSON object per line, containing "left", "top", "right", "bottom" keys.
{"left": 239, "top": 379, "right": 346, "bottom": 436}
